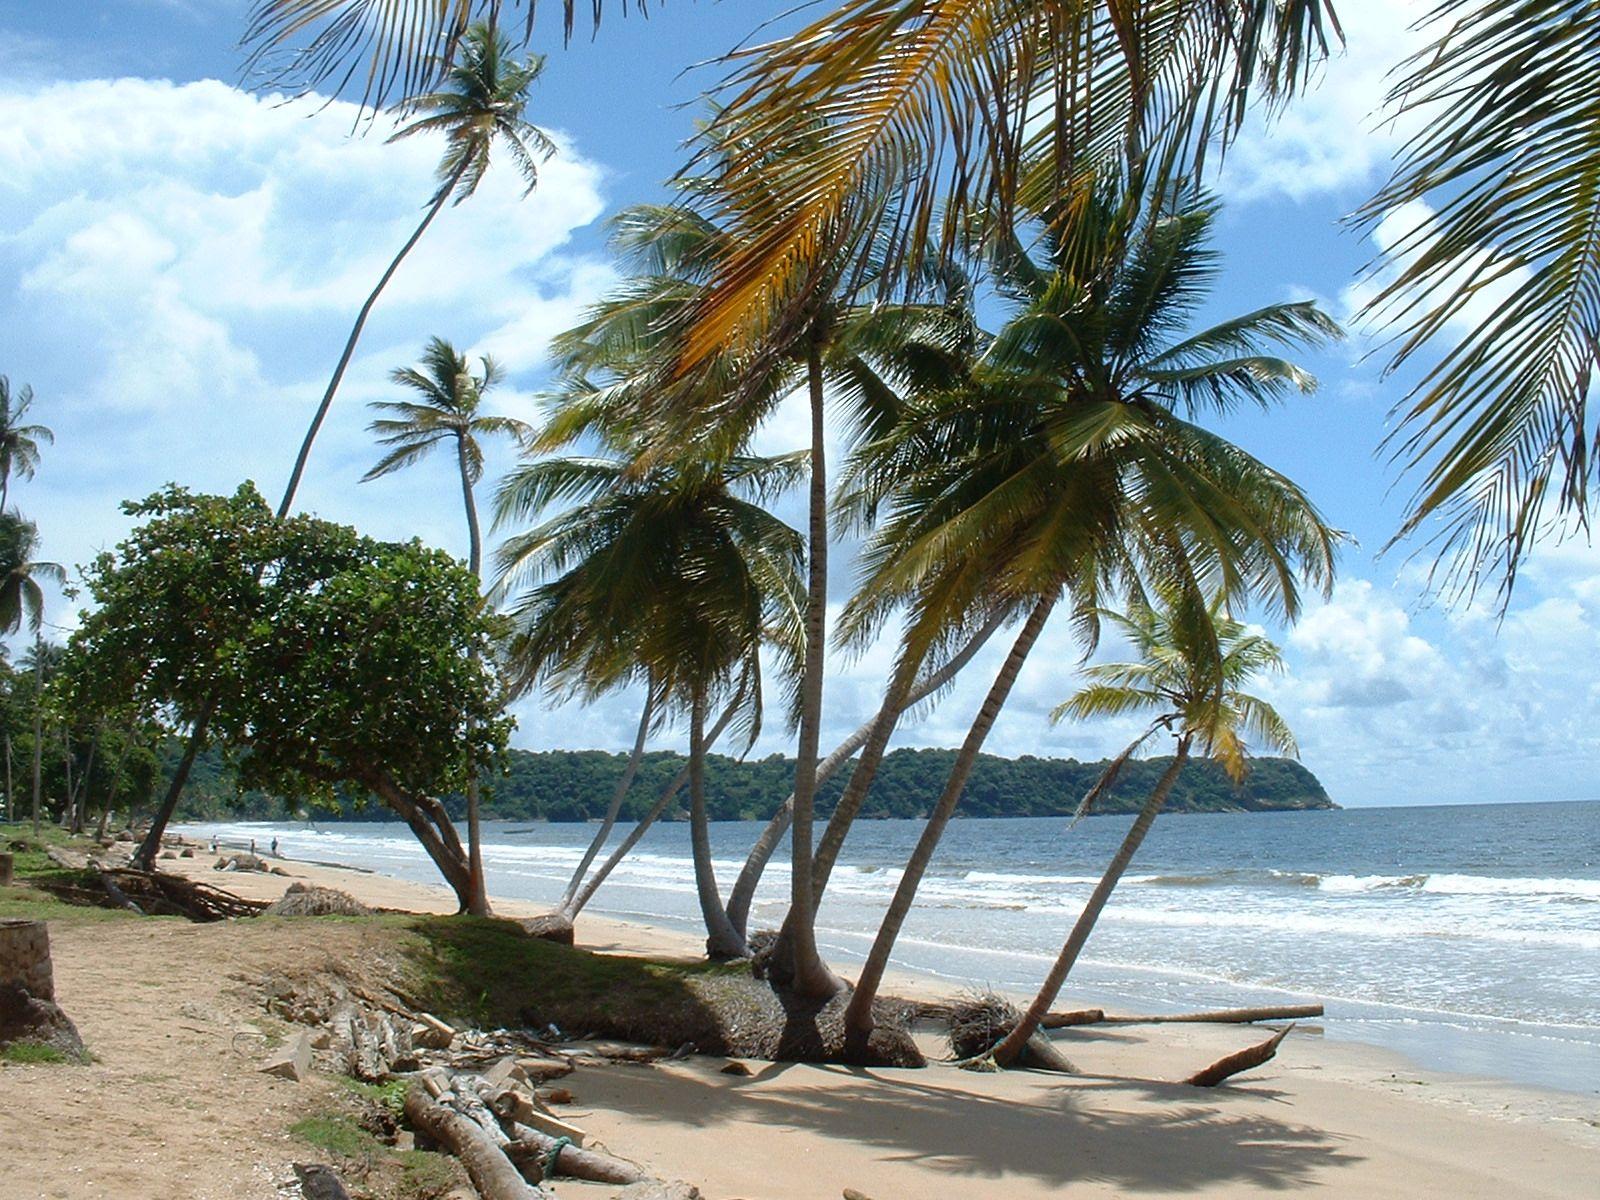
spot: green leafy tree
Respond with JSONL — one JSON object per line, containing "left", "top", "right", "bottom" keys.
{"left": 837, "top": 183, "right": 1340, "bottom": 1040}
{"left": 364, "top": 336, "right": 532, "bottom": 914}
{"left": 991, "top": 591, "right": 1295, "bottom": 1065}
{"left": 71, "top": 485, "right": 507, "bottom": 902}
{"left": 0, "top": 377, "right": 52, "bottom": 513}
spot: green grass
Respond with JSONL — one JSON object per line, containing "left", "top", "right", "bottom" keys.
{"left": 399, "top": 914, "right": 743, "bottom": 1043}
{"left": 289, "top": 1114, "right": 384, "bottom": 1158}
{"left": 0, "top": 1040, "right": 74, "bottom": 1065}
{"left": 341, "top": 1074, "right": 410, "bottom": 1116}
{"left": 0, "top": 824, "right": 157, "bottom": 924}
{"left": 397, "top": 1151, "right": 460, "bottom": 1200}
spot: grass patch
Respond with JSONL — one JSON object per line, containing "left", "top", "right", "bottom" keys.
{"left": 0, "top": 1040, "right": 73, "bottom": 1064}
{"left": 397, "top": 1150, "right": 460, "bottom": 1200}
{"left": 400, "top": 914, "right": 741, "bottom": 1044}
{"left": 0, "top": 824, "right": 151, "bottom": 924}
{"left": 289, "top": 1114, "right": 384, "bottom": 1159}
{"left": 341, "top": 1074, "right": 409, "bottom": 1116}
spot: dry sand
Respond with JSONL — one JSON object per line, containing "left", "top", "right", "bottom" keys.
{"left": 4, "top": 847, "right": 1595, "bottom": 1199}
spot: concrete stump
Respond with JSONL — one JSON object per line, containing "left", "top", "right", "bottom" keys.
{"left": 0, "top": 918, "right": 54, "bottom": 1000}
{"left": 0, "top": 918, "right": 83, "bottom": 1058}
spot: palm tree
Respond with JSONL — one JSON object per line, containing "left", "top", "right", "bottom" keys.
{"left": 990, "top": 591, "right": 1295, "bottom": 1065}
{"left": 836, "top": 182, "right": 1341, "bottom": 1042}
{"left": 494, "top": 443, "right": 806, "bottom": 955}
{"left": 363, "top": 336, "right": 531, "bottom": 915}
{"left": 279, "top": 21, "right": 553, "bottom": 519}
{"left": 136, "top": 23, "right": 553, "bottom": 872}
{"left": 0, "top": 378, "right": 52, "bottom": 514}
{"left": 0, "top": 514, "right": 64, "bottom": 637}
{"left": 529, "top": 185, "right": 971, "bottom": 993}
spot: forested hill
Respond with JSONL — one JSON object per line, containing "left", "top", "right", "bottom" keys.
{"left": 179, "top": 744, "right": 1336, "bottom": 822}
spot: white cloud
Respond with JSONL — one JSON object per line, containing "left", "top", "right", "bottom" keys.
{"left": 1215, "top": 0, "right": 1435, "bottom": 203}
{"left": 0, "top": 74, "right": 611, "bottom": 608}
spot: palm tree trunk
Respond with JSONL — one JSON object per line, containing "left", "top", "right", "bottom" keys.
{"left": 786, "top": 338, "right": 840, "bottom": 998}
{"left": 5, "top": 731, "right": 13, "bottom": 823}
{"left": 689, "top": 689, "right": 745, "bottom": 959}
{"left": 133, "top": 695, "right": 218, "bottom": 870}
{"left": 62, "top": 738, "right": 75, "bottom": 833}
{"left": 455, "top": 430, "right": 491, "bottom": 916}
{"left": 560, "top": 692, "right": 652, "bottom": 916}
{"left": 278, "top": 163, "right": 467, "bottom": 521}
{"left": 69, "top": 721, "right": 103, "bottom": 836}
{"left": 843, "top": 594, "right": 1056, "bottom": 1041}
{"left": 993, "top": 734, "right": 1193, "bottom": 1066}
{"left": 727, "top": 609, "right": 1007, "bottom": 941}
{"left": 30, "top": 631, "right": 42, "bottom": 837}
{"left": 569, "top": 697, "right": 739, "bottom": 918}
{"left": 811, "top": 607, "right": 1009, "bottom": 902}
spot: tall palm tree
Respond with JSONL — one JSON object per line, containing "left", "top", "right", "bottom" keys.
{"left": 363, "top": 336, "right": 531, "bottom": 915}
{"left": 531, "top": 184, "right": 971, "bottom": 993}
{"left": 279, "top": 22, "right": 553, "bottom": 519}
{"left": 0, "top": 379, "right": 52, "bottom": 514}
{"left": 991, "top": 591, "right": 1295, "bottom": 1065}
{"left": 836, "top": 183, "right": 1341, "bottom": 1041}
{"left": 494, "top": 443, "right": 806, "bottom": 954}
{"left": 137, "top": 24, "right": 553, "bottom": 872}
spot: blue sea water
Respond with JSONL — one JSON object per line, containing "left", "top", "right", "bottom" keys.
{"left": 188, "top": 799, "right": 1600, "bottom": 1096}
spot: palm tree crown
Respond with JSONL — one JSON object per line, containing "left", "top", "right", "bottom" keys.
{"left": 389, "top": 21, "right": 555, "bottom": 205}
{"left": 1059, "top": 591, "right": 1295, "bottom": 786}
{"left": 0, "top": 513, "right": 66, "bottom": 636}
{"left": 0, "top": 377, "right": 52, "bottom": 513}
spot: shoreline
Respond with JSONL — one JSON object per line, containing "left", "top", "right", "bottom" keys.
{"left": 9, "top": 832, "right": 1594, "bottom": 1199}
{"left": 174, "top": 828, "right": 1597, "bottom": 1107}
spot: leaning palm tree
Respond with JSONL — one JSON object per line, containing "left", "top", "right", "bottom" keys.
{"left": 363, "top": 336, "right": 531, "bottom": 915}
{"left": 533, "top": 176, "right": 972, "bottom": 995}
{"left": 836, "top": 181, "right": 1341, "bottom": 1042}
{"left": 494, "top": 440, "right": 806, "bottom": 953}
{"left": 136, "top": 24, "right": 554, "bottom": 872}
{"left": 0, "top": 378, "right": 52, "bottom": 514}
{"left": 279, "top": 22, "right": 553, "bottom": 518}
{"left": 989, "top": 591, "right": 1295, "bottom": 1066}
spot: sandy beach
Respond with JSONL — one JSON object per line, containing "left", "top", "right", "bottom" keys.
{"left": 4, "top": 846, "right": 1594, "bottom": 1200}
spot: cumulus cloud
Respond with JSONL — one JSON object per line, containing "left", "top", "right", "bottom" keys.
{"left": 0, "top": 73, "right": 611, "bottom": 596}
{"left": 1216, "top": 0, "right": 1434, "bottom": 203}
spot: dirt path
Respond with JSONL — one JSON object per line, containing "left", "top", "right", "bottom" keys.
{"left": 3, "top": 918, "right": 351, "bottom": 1200}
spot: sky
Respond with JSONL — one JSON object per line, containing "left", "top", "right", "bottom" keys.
{"left": 0, "top": 1, "right": 1595, "bottom": 808}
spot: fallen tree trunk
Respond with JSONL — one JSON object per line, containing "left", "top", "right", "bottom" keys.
{"left": 503, "top": 1127, "right": 651, "bottom": 1186}
{"left": 1039, "top": 1008, "right": 1105, "bottom": 1029}
{"left": 1102, "top": 1004, "right": 1322, "bottom": 1025}
{"left": 404, "top": 1082, "right": 549, "bottom": 1200}
{"left": 1184, "top": 1024, "right": 1294, "bottom": 1087}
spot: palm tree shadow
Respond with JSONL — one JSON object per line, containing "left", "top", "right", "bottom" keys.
{"left": 593, "top": 1060, "right": 1362, "bottom": 1193}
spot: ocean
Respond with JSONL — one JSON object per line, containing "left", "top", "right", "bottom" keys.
{"left": 186, "top": 799, "right": 1600, "bottom": 1096}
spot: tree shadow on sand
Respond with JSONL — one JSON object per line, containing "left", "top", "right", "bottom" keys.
{"left": 583, "top": 1061, "right": 1363, "bottom": 1193}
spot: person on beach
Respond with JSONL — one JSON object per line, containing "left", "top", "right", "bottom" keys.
{"left": 271, "top": 837, "right": 279, "bottom": 858}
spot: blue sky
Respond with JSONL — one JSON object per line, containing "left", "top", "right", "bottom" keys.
{"left": 1, "top": 1, "right": 1595, "bottom": 807}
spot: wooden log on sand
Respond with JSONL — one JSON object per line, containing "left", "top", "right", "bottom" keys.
{"left": 1039, "top": 1008, "right": 1105, "bottom": 1029}
{"left": 503, "top": 1127, "right": 652, "bottom": 1186}
{"left": 404, "top": 1082, "right": 549, "bottom": 1200}
{"left": 1184, "top": 1024, "right": 1294, "bottom": 1087}
{"left": 1102, "top": 1004, "right": 1322, "bottom": 1025}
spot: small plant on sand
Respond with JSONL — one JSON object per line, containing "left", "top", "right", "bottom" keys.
{"left": 289, "top": 1114, "right": 384, "bottom": 1159}
{"left": 0, "top": 1039, "right": 73, "bottom": 1064}
{"left": 397, "top": 1150, "right": 461, "bottom": 1200}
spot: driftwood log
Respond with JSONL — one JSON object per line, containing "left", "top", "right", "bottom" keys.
{"left": 1102, "top": 1004, "right": 1322, "bottom": 1026}
{"left": 1039, "top": 1008, "right": 1105, "bottom": 1029}
{"left": 404, "top": 1082, "right": 550, "bottom": 1200}
{"left": 1184, "top": 1024, "right": 1294, "bottom": 1087}
{"left": 504, "top": 1127, "right": 652, "bottom": 1186}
